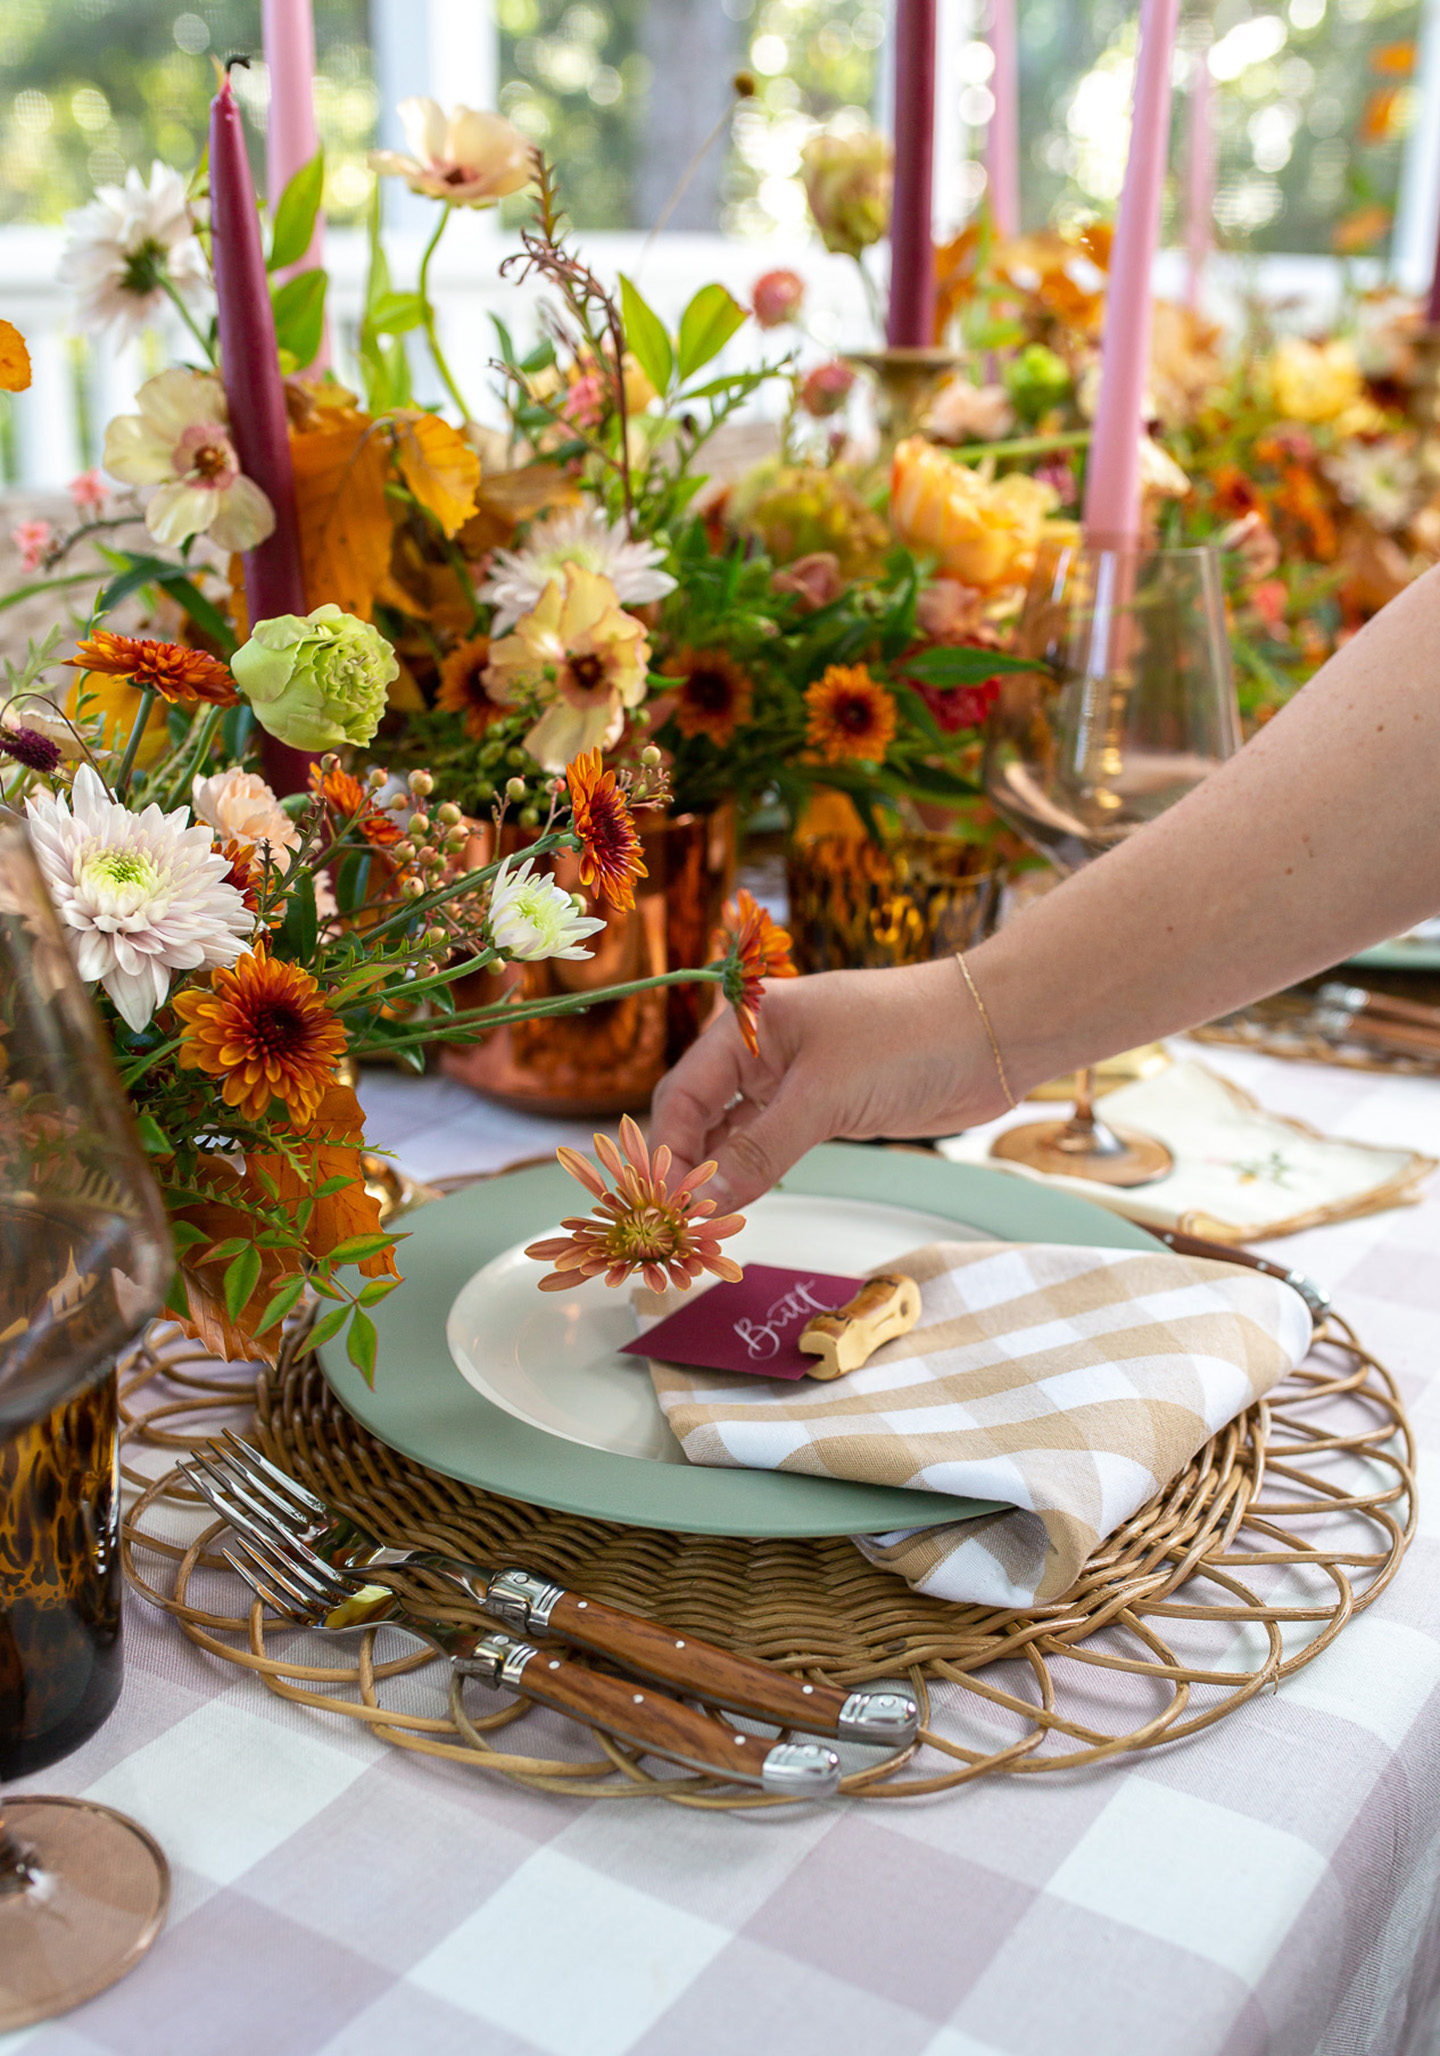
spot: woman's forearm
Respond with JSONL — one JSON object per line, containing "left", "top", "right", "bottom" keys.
{"left": 971, "top": 560, "right": 1440, "bottom": 1099}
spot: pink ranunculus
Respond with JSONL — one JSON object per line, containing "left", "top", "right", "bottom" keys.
{"left": 10, "top": 519, "right": 53, "bottom": 572}
{"left": 67, "top": 469, "right": 108, "bottom": 512}
{"left": 799, "top": 360, "right": 856, "bottom": 419}
{"left": 752, "top": 269, "right": 805, "bottom": 330}
{"left": 915, "top": 578, "right": 990, "bottom": 643}
{"left": 771, "top": 551, "right": 845, "bottom": 612}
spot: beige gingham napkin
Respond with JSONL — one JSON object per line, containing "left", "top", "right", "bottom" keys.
{"left": 639, "top": 1241, "right": 1312, "bottom": 1607}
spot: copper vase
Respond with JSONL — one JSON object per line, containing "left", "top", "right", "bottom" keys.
{"left": 785, "top": 829, "right": 1003, "bottom": 972}
{"left": 441, "top": 806, "right": 735, "bottom": 1116}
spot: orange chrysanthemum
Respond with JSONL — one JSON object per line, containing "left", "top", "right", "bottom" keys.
{"left": 663, "top": 646, "right": 754, "bottom": 746}
{"left": 525, "top": 1114, "right": 745, "bottom": 1294}
{"left": 712, "top": 888, "right": 797, "bottom": 1056}
{"left": 436, "top": 635, "right": 498, "bottom": 740}
{"left": 172, "top": 945, "right": 348, "bottom": 1128}
{"left": 803, "top": 663, "right": 897, "bottom": 763}
{"left": 66, "top": 631, "right": 238, "bottom": 707}
{"left": 308, "top": 763, "right": 403, "bottom": 850}
{"left": 565, "top": 747, "right": 647, "bottom": 911}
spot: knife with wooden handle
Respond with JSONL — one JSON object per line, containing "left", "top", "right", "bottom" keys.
{"left": 482, "top": 1569, "right": 919, "bottom": 1748}
{"left": 1317, "top": 982, "right": 1440, "bottom": 1031}
{"left": 451, "top": 1627, "right": 842, "bottom": 1795}
{"left": 1146, "top": 1228, "right": 1331, "bottom": 1326}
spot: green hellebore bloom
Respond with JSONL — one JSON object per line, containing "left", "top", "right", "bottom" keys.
{"left": 231, "top": 604, "right": 398, "bottom": 752}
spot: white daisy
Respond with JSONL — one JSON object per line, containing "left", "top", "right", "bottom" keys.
{"left": 478, "top": 505, "right": 676, "bottom": 633}
{"left": 26, "top": 764, "right": 253, "bottom": 1032}
{"left": 59, "top": 162, "right": 210, "bottom": 345}
{"left": 486, "top": 855, "right": 606, "bottom": 962}
{"left": 103, "top": 369, "right": 275, "bottom": 553}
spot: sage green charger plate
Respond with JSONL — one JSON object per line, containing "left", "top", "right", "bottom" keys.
{"left": 1348, "top": 938, "right": 1440, "bottom": 972}
{"left": 318, "top": 1142, "right": 1156, "bottom": 1539}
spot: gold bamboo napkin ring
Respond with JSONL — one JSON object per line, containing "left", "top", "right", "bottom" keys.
{"left": 955, "top": 950, "right": 1016, "bottom": 1110}
{"left": 799, "top": 1274, "right": 922, "bottom": 1379}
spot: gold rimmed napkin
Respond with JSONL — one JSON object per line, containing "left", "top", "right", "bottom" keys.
{"left": 638, "top": 1241, "right": 1312, "bottom": 1606}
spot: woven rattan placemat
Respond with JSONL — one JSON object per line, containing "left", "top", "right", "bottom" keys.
{"left": 121, "top": 1299, "right": 1415, "bottom": 1808}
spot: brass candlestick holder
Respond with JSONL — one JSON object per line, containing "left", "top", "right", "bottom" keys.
{"left": 846, "top": 346, "right": 961, "bottom": 461}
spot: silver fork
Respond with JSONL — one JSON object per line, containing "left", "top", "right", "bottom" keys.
{"left": 195, "top": 1476, "right": 842, "bottom": 1798}
{"left": 178, "top": 1433, "right": 918, "bottom": 1749}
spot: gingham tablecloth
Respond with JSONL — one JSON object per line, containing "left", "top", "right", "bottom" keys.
{"left": 8, "top": 1039, "right": 1440, "bottom": 2056}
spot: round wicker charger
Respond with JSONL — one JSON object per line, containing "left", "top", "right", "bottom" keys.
{"left": 122, "top": 1309, "right": 1414, "bottom": 1807}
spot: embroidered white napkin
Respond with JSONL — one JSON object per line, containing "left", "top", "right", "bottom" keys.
{"left": 938, "top": 1059, "right": 1434, "bottom": 1240}
{"left": 640, "top": 1239, "right": 1312, "bottom": 1608}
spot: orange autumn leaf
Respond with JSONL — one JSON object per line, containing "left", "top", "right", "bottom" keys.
{"left": 392, "top": 411, "right": 481, "bottom": 538}
{"left": 247, "top": 1083, "right": 400, "bottom": 1282}
{"left": 456, "top": 463, "right": 581, "bottom": 557}
{"left": 290, "top": 410, "right": 393, "bottom": 619}
{"left": 0, "top": 321, "right": 31, "bottom": 394}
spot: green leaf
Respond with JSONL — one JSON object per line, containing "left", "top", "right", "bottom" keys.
{"left": 346, "top": 1308, "right": 378, "bottom": 1385}
{"left": 356, "top": 1277, "right": 400, "bottom": 1307}
{"left": 268, "top": 149, "right": 325, "bottom": 272}
{"left": 335, "top": 851, "right": 373, "bottom": 915}
{"left": 204, "top": 1237, "right": 250, "bottom": 1265}
{"left": 271, "top": 268, "right": 328, "bottom": 372}
{"left": 164, "top": 1271, "right": 190, "bottom": 1321}
{"left": 676, "top": 283, "right": 747, "bottom": 383}
{"left": 223, "top": 1244, "right": 262, "bottom": 1324}
{"left": 315, "top": 1173, "right": 359, "bottom": 1198}
{"left": 618, "top": 274, "right": 673, "bottom": 398}
{"left": 254, "top": 1274, "right": 308, "bottom": 1336}
{"left": 327, "top": 1232, "right": 395, "bottom": 1266}
{"left": 902, "top": 646, "right": 1037, "bottom": 687}
{"left": 303, "top": 1304, "right": 350, "bottom": 1353}
{"left": 281, "top": 865, "right": 319, "bottom": 963}
{"left": 134, "top": 1112, "right": 170, "bottom": 1155}
{"left": 368, "top": 290, "right": 425, "bottom": 335}
{"left": 168, "top": 1219, "right": 210, "bottom": 1252}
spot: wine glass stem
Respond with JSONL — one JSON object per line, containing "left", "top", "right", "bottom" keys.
{"left": 1068, "top": 1065, "right": 1096, "bottom": 1135}
{"left": 0, "top": 1809, "right": 39, "bottom": 1895}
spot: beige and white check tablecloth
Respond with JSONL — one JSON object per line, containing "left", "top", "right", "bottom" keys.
{"left": 9, "top": 1039, "right": 1440, "bottom": 2056}
{"left": 647, "top": 1240, "right": 1311, "bottom": 1606}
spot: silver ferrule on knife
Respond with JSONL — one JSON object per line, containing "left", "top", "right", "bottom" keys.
{"left": 836, "top": 1689, "right": 920, "bottom": 1746}
{"left": 483, "top": 1566, "right": 565, "bottom": 1636}
{"left": 453, "top": 1629, "right": 538, "bottom": 1690}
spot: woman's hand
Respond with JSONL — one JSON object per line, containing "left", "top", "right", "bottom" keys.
{"left": 651, "top": 956, "right": 1007, "bottom": 1212}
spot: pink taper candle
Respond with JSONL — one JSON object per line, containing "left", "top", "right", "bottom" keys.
{"left": 261, "top": 0, "right": 329, "bottom": 368}
{"left": 887, "top": 0, "right": 938, "bottom": 347}
{"left": 987, "top": 0, "right": 1021, "bottom": 241}
{"left": 1184, "top": 53, "right": 1215, "bottom": 312}
{"left": 1081, "top": 0, "right": 1181, "bottom": 543}
{"left": 209, "top": 69, "right": 315, "bottom": 794}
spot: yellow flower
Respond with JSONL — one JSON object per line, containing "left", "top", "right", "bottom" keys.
{"left": 65, "top": 668, "right": 169, "bottom": 770}
{"left": 1266, "top": 338, "right": 1384, "bottom": 435}
{"left": 890, "top": 438, "right": 1060, "bottom": 592}
{"left": 484, "top": 565, "right": 650, "bottom": 771}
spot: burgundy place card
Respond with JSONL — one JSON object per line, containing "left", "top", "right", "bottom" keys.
{"left": 621, "top": 1264, "right": 865, "bottom": 1381}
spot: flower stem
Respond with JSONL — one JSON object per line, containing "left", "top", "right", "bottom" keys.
{"left": 946, "top": 429, "right": 1092, "bottom": 464}
{"left": 417, "top": 209, "right": 472, "bottom": 423}
{"left": 351, "top": 964, "right": 723, "bottom": 1056}
{"left": 119, "top": 1034, "right": 181, "bottom": 1088}
{"left": 153, "top": 704, "right": 224, "bottom": 811}
{"left": 160, "top": 275, "right": 218, "bottom": 368}
{"left": 114, "top": 686, "right": 157, "bottom": 800}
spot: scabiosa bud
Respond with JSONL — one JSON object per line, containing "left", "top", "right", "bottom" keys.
{"left": 799, "top": 360, "right": 856, "bottom": 419}
{"left": 0, "top": 725, "right": 63, "bottom": 774}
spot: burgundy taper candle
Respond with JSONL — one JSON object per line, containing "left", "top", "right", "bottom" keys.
{"left": 887, "top": 0, "right": 938, "bottom": 347}
{"left": 209, "top": 68, "right": 315, "bottom": 794}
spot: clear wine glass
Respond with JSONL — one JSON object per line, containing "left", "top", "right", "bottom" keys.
{"left": 982, "top": 539, "right": 1241, "bottom": 1185}
{"left": 0, "top": 810, "right": 174, "bottom": 2027}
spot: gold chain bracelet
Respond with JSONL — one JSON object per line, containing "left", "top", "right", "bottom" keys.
{"left": 955, "top": 951, "right": 1016, "bottom": 1111}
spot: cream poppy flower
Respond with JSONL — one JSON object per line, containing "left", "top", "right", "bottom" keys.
{"left": 370, "top": 99, "right": 533, "bottom": 208}
{"left": 103, "top": 369, "right": 275, "bottom": 552}
{"left": 484, "top": 566, "right": 651, "bottom": 771}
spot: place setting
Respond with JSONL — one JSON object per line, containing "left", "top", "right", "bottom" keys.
{"left": 2, "top": 0, "right": 1439, "bottom": 2048}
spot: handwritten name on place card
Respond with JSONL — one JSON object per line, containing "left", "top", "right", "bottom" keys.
{"left": 621, "top": 1264, "right": 865, "bottom": 1381}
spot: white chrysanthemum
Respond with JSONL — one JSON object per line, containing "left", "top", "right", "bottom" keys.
{"left": 486, "top": 855, "right": 606, "bottom": 962}
{"left": 103, "top": 369, "right": 274, "bottom": 553}
{"left": 25, "top": 764, "right": 253, "bottom": 1032}
{"left": 59, "top": 162, "right": 210, "bottom": 345}
{"left": 192, "top": 769, "right": 299, "bottom": 873}
{"left": 478, "top": 505, "right": 676, "bottom": 633}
